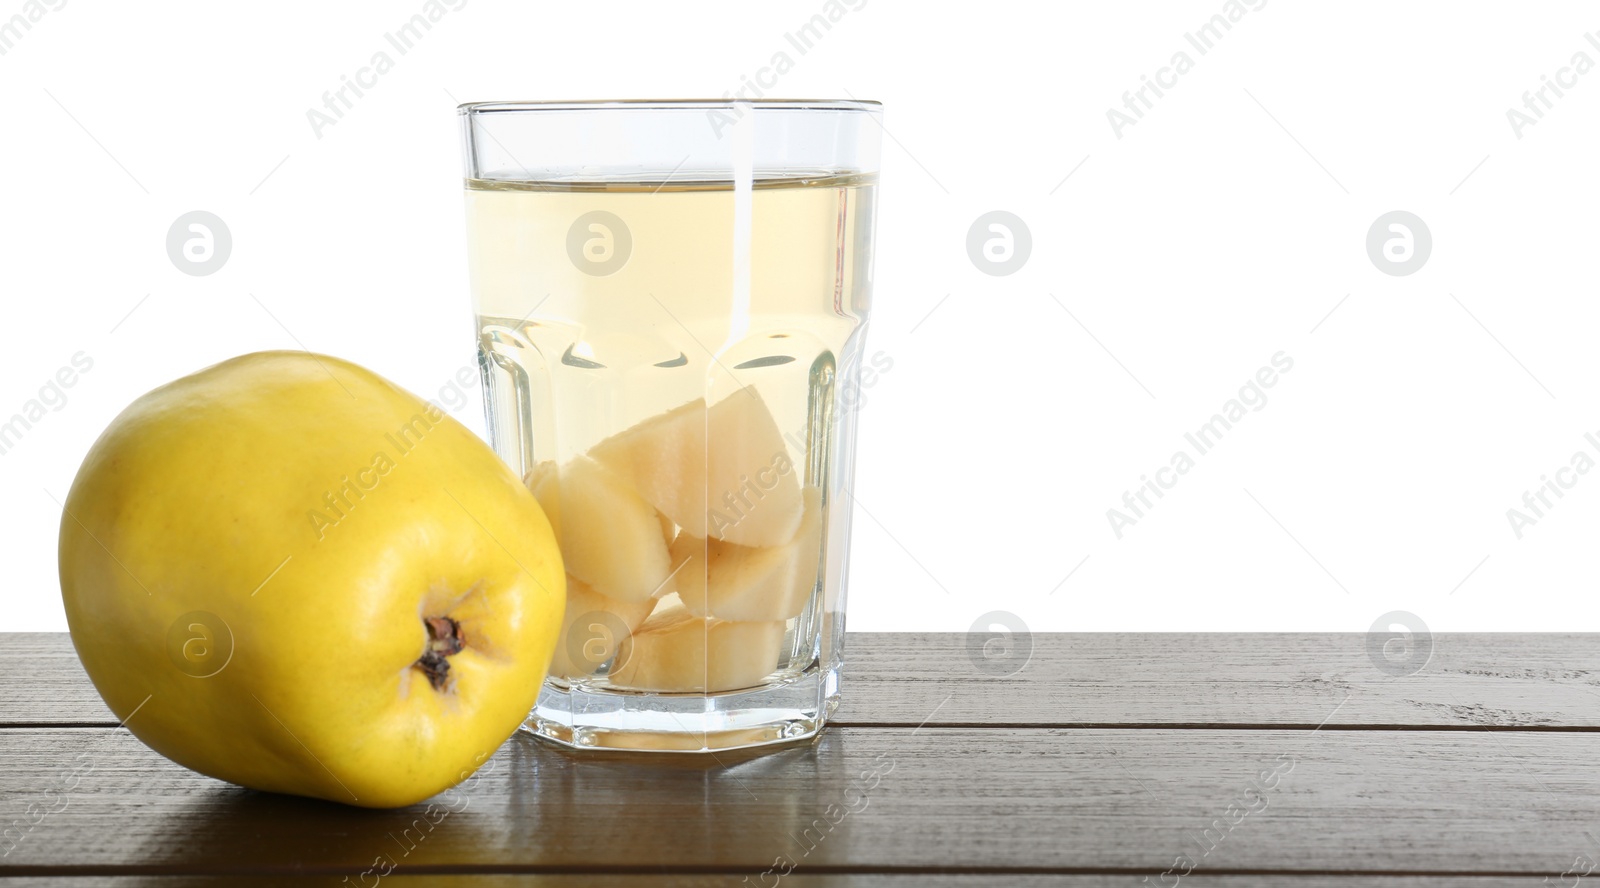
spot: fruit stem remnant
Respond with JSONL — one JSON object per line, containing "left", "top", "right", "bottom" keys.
{"left": 417, "top": 616, "right": 464, "bottom": 692}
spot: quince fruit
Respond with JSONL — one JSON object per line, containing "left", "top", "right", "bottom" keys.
{"left": 58, "top": 351, "right": 564, "bottom": 808}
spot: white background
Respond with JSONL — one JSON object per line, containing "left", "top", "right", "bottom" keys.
{"left": 3, "top": 1, "right": 1597, "bottom": 635}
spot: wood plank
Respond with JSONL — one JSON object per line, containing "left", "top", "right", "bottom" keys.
{"left": 1, "top": 726, "right": 1597, "bottom": 876}
{"left": 0, "top": 877, "right": 1563, "bottom": 887}
{"left": 7, "top": 632, "right": 1600, "bottom": 729}
{"left": 1, "top": 634, "right": 109, "bottom": 725}
{"left": 841, "top": 632, "right": 1600, "bottom": 728}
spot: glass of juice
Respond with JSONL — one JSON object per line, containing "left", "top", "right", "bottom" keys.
{"left": 458, "top": 100, "right": 881, "bottom": 752}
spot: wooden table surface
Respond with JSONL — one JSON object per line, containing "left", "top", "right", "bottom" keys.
{"left": 3, "top": 631, "right": 1598, "bottom": 886}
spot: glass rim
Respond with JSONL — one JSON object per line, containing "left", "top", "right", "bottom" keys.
{"left": 457, "top": 98, "right": 881, "bottom": 115}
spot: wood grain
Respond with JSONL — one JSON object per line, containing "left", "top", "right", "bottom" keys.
{"left": 840, "top": 632, "right": 1600, "bottom": 729}
{"left": 1, "top": 725, "right": 1597, "bottom": 877}
{"left": 1, "top": 634, "right": 108, "bottom": 725}
{"left": 7, "top": 632, "right": 1600, "bottom": 729}
{"left": 0, "top": 878, "right": 1564, "bottom": 887}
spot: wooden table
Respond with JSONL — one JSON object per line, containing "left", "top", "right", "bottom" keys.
{"left": 2, "top": 632, "right": 1597, "bottom": 885}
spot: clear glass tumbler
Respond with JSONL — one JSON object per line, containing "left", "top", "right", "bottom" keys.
{"left": 458, "top": 100, "right": 881, "bottom": 752}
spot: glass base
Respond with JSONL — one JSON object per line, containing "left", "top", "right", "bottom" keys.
{"left": 523, "top": 664, "right": 840, "bottom": 753}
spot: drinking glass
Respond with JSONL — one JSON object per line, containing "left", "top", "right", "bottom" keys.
{"left": 458, "top": 99, "right": 881, "bottom": 752}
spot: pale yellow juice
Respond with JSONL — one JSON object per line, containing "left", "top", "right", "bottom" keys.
{"left": 465, "top": 174, "right": 876, "bottom": 697}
